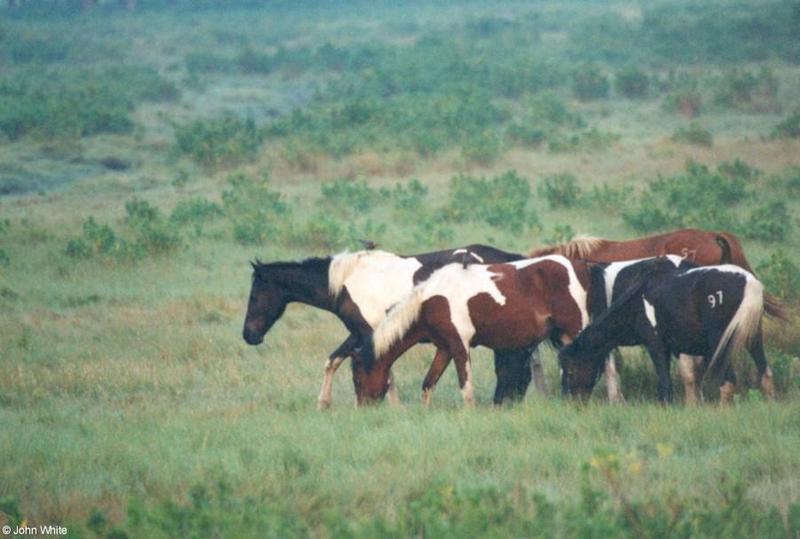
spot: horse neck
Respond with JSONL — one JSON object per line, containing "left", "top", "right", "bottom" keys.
{"left": 271, "top": 260, "right": 334, "bottom": 311}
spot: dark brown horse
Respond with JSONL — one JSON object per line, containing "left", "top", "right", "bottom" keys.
{"left": 351, "top": 255, "right": 589, "bottom": 406}
{"left": 528, "top": 228, "right": 786, "bottom": 320}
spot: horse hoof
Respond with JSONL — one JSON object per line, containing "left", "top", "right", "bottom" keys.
{"left": 317, "top": 399, "right": 332, "bottom": 410}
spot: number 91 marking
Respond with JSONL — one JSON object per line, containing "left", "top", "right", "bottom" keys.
{"left": 707, "top": 290, "right": 723, "bottom": 308}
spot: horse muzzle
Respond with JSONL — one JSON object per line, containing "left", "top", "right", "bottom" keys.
{"left": 242, "top": 328, "right": 264, "bottom": 345}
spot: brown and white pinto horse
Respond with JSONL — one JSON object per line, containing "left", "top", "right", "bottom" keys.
{"left": 351, "top": 255, "right": 589, "bottom": 406}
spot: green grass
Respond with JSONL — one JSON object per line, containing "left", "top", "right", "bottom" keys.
{"left": 1, "top": 0, "right": 800, "bottom": 536}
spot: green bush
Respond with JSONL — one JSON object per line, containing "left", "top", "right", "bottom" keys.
{"left": 671, "top": 123, "right": 713, "bottom": 147}
{"left": 583, "top": 183, "right": 629, "bottom": 208}
{"left": 623, "top": 161, "right": 749, "bottom": 232}
{"left": 8, "top": 37, "right": 69, "bottom": 64}
{"left": 169, "top": 197, "right": 223, "bottom": 237}
{"left": 714, "top": 68, "right": 778, "bottom": 112}
{"left": 64, "top": 201, "right": 180, "bottom": 261}
{"left": 663, "top": 90, "right": 703, "bottom": 118}
{"left": 222, "top": 173, "right": 290, "bottom": 245}
{"left": 756, "top": 250, "right": 800, "bottom": 302}
{"left": 543, "top": 223, "right": 576, "bottom": 245}
{"left": 174, "top": 116, "right": 263, "bottom": 169}
{"left": 445, "top": 170, "right": 538, "bottom": 232}
{"left": 65, "top": 218, "right": 118, "bottom": 259}
{"left": 320, "top": 178, "right": 379, "bottom": 212}
{"left": 572, "top": 64, "right": 609, "bottom": 101}
{"left": 389, "top": 179, "right": 428, "bottom": 211}
{"left": 538, "top": 174, "right": 582, "bottom": 209}
{"left": 745, "top": 202, "right": 792, "bottom": 242}
{"left": 615, "top": 66, "right": 649, "bottom": 98}
{"left": 772, "top": 109, "right": 800, "bottom": 139}
{"left": 0, "top": 66, "right": 177, "bottom": 141}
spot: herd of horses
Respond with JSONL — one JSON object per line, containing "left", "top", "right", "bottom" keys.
{"left": 242, "top": 228, "right": 788, "bottom": 408}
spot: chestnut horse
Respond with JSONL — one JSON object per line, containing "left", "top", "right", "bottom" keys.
{"left": 529, "top": 228, "right": 785, "bottom": 320}
{"left": 351, "top": 255, "right": 589, "bottom": 406}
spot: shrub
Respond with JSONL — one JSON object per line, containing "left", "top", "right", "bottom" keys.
{"left": 174, "top": 116, "right": 263, "bottom": 169}
{"left": 583, "top": 183, "right": 629, "bottom": 208}
{"left": 745, "top": 201, "right": 792, "bottom": 242}
{"left": 123, "top": 198, "right": 182, "bottom": 257}
{"left": 714, "top": 68, "right": 778, "bottom": 112}
{"left": 756, "top": 251, "right": 800, "bottom": 302}
{"left": 445, "top": 170, "right": 538, "bottom": 232}
{"left": 772, "top": 109, "right": 800, "bottom": 139}
{"left": 538, "top": 174, "right": 582, "bottom": 209}
{"left": 0, "top": 66, "right": 177, "bottom": 141}
{"left": 8, "top": 37, "right": 69, "bottom": 64}
{"left": 65, "top": 217, "right": 118, "bottom": 259}
{"left": 718, "top": 159, "right": 761, "bottom": 181}
{"left": 663, "top": 90, "right": 703, "bottom": 118}
{"left": 390, "top": 179, "right": 428, "bottom": 211}
{"left": 320, "top": 178, "right": 379, "bottom": 213}
{"left": 222, "top": 173, "right": 290, "bottom": 245}
{"left": 623, "top": 161, "right": 749, "bottom": 232}
{"left": 543, "top": 224, "right": 576, "bottom": 245}
{"left": 169, "top": 197, "right": 223, "bottom": 237}
{"left": 671, "top": 123, "right": 713, "bottom": 147}
{"left": 615, "top": 67, "right": 649, "bottom": 98}
{"left": 572, "top": 64, "right": 609, "bottom": 101}
{"left": 461, "top": 131, "right": 502, "bottom": 165}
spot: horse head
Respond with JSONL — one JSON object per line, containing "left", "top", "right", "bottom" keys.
{"left": 559, "top": 341, "right": 604, "bottom": 401}
{"left": 242, "top": 261, "right": 288, "bottom": 345}
{"left": 350, "top": 343, "right": 391, "bottom": 406}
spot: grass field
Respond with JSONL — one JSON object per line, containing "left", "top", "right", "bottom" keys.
{"left": 2, "top": 1, "right": 800, "bottom": 536}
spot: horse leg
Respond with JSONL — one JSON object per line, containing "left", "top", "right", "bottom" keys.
{"left": 748, "top": 325, "right": 774, "bottom": 399}
{"left": 530, "top": 347, "right": 547, "bottom": 396}
{"left": 493, "top": 347, "right": 535, "bottom": 405}
{"left": 604, "top": 349, "right": 625, "bottom": 404}
{"left": 421, "top": 348, "right": 453, "bottom": 406}
{"left": 446, "top": 338, "right": 474, "bottom": 407}
{"left": 677, "top": 354, "right": 702, "bottom": 406}
{"left": 386, "top": 373, "right": 401, "bottom": 407}
{"left": 719, "top": 365, "right": 737, "bottom": 405}
{"left": 643, "top": 339, "right": 673, "bottom": 404}
{"left": 317, "top": 334, "right": 359, "bottom": 409}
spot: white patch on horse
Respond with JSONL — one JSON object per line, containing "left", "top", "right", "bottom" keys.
{"left": 420, "top": 263, "right": 507, "bottom": 346}
{"left": 332, "top": 250, "right": 423, "bottom": 328}
{"left": 452, "top": 248, "right": 484, "bottom": 264}
{"left": 603, "top": 255, "right": 683, "bottom": 307}
{"left": 643, "top": 296, "right": 657, "bottom": 329}
{"left": 510, "top": 255, "right": 589, "bottom": 328}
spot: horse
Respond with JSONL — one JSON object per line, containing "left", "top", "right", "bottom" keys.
{"left": 560, "top": 257, "right": 767, "bottom": 404}
{"left": 350, "top": 255, "right": 590, "bottom": 406}
{"left": 529, "top": 228, "right": 786, "bottom": 320}
{"left": 241, "top": 245, "right": 539, "bottom": 408}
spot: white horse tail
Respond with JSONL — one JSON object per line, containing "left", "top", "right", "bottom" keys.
{"left": 707, "top": 273, "right": 764, "bottom": 378}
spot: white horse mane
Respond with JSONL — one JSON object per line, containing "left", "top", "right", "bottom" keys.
{"left": 328, "top": 250, "right": 394, "bottom": 298}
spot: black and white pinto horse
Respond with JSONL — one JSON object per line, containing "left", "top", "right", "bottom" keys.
{"left": 242, "top": 245, "right": 540, "bottom": 408}
{"left": 560, "top": 257, "right": 769, "bottom": 403}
